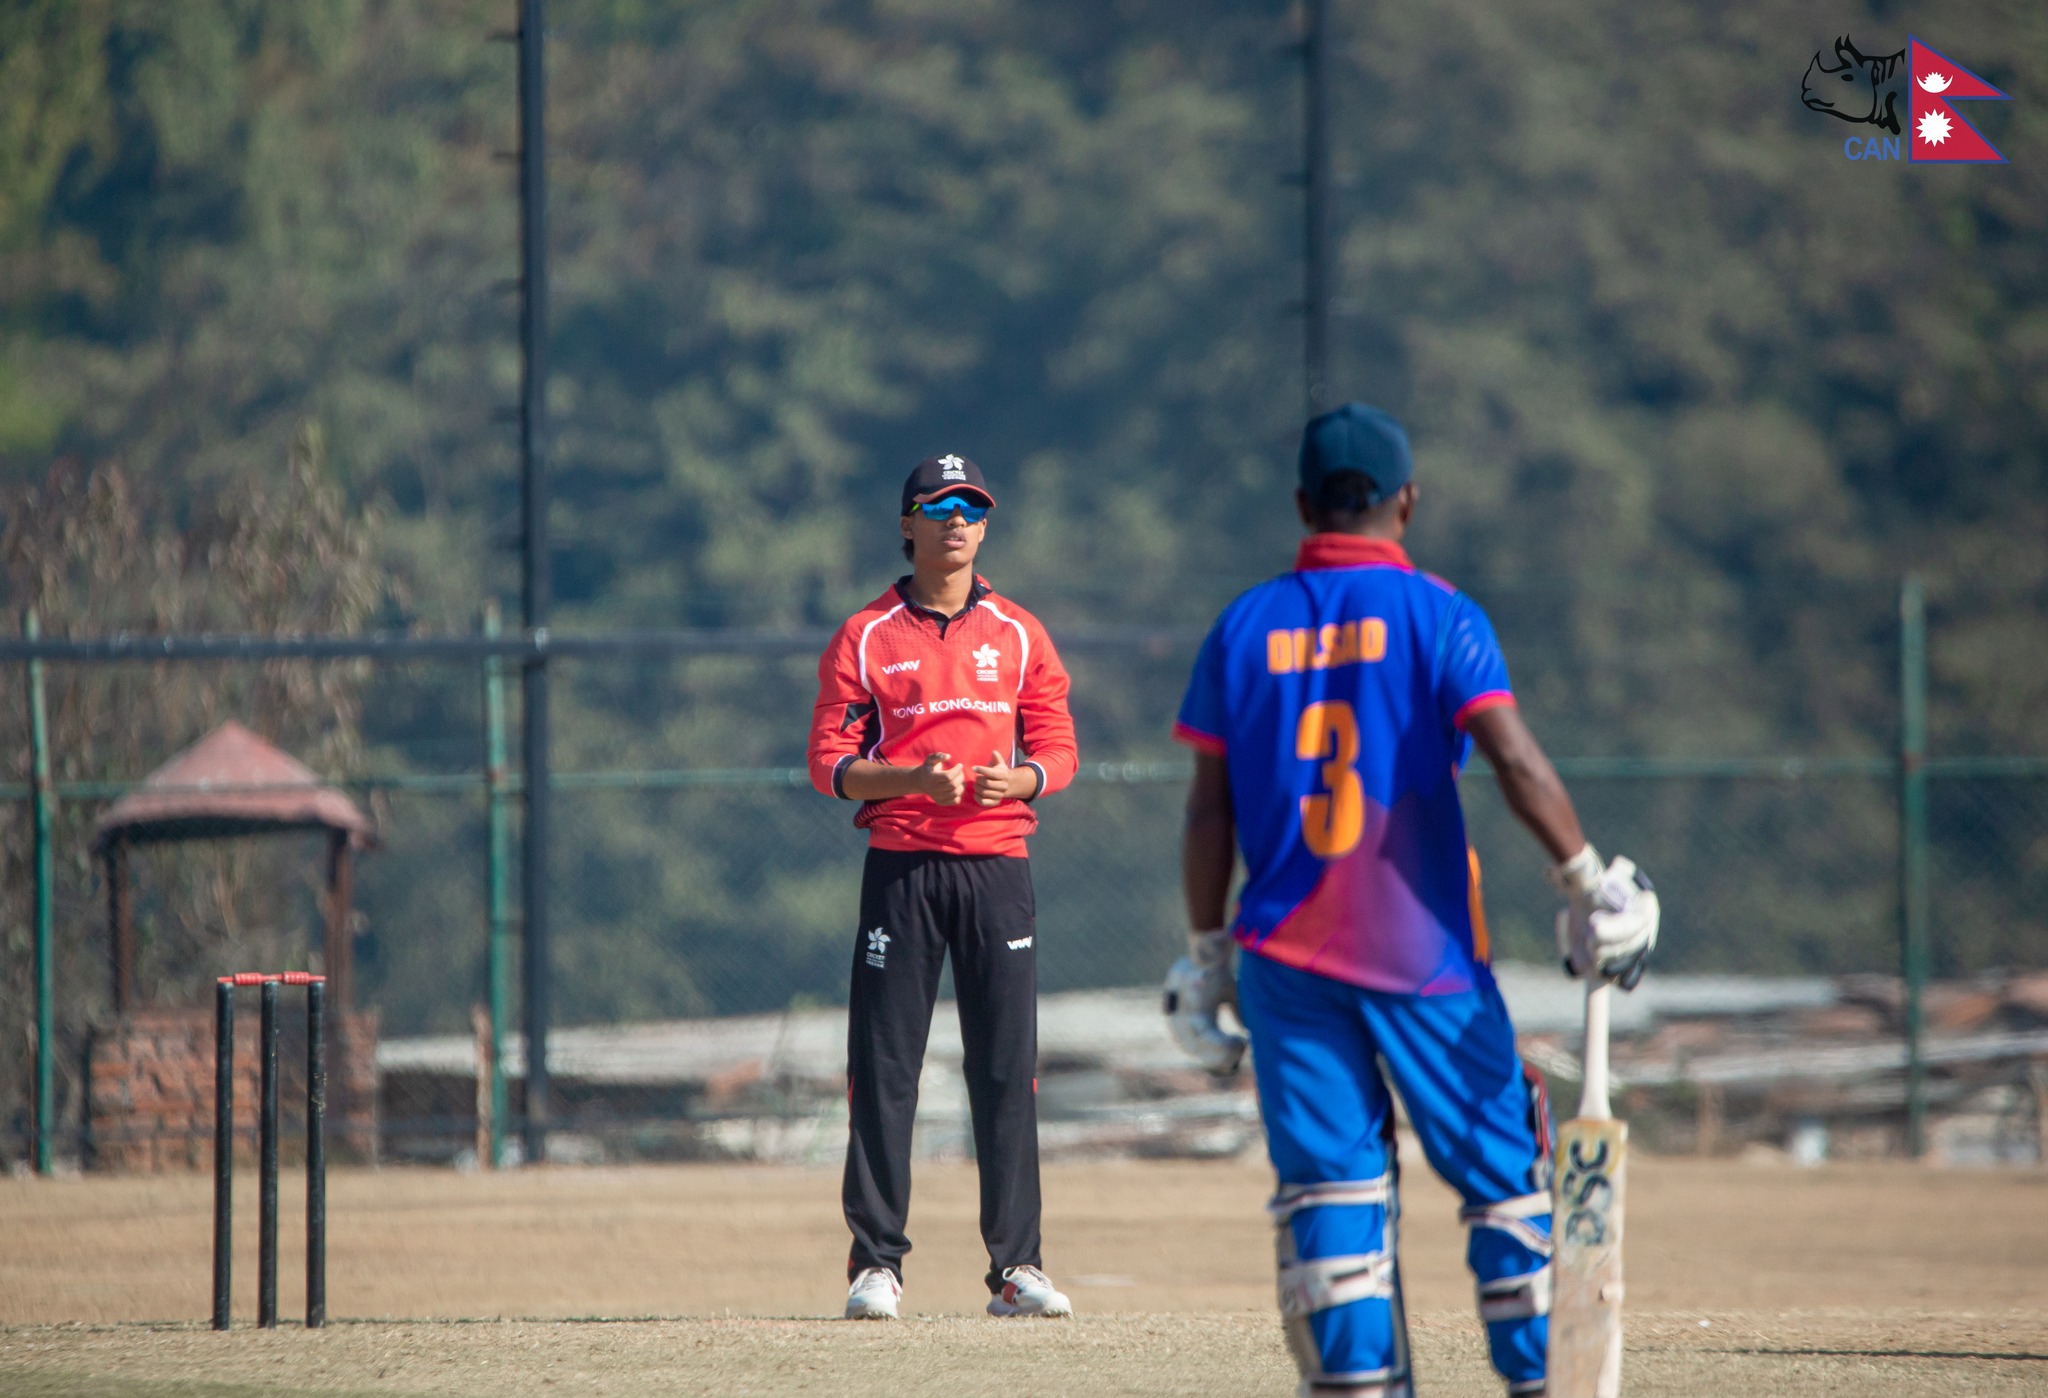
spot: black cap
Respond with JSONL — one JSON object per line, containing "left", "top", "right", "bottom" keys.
{"left": 1299, "top": 403, "right": 1412, "bottom": 506}
{"left": 901, "top": 454, "right": 996, "bottom": 515}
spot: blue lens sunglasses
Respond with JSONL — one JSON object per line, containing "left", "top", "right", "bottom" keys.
{"left": 913, "top": 495, "right": 991, "bottom": 523}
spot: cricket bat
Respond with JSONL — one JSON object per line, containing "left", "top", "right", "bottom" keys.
{"left": 1549, "top": 980, "right": 1626, "bottom": 1397}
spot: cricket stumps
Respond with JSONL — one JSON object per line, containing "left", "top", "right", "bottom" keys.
{"left": 213, "top": 972, "right": 327, "bottom": 1331}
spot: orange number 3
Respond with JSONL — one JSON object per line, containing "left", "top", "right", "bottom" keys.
{"left": 1297, "top": 700, "right": 1365, "bottom": 859}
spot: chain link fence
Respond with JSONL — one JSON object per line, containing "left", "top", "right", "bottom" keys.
{"left": 4, "top": 585, "right": 2045, "bottom": 1168}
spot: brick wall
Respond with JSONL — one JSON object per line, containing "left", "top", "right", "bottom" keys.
{"left": 87, "top": 1007, "right": 380, "bottom": 1172}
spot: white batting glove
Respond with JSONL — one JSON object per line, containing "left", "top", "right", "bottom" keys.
{"left": 1550, "top": 845, "right": 1660, "bottom": 989}
{"left": 1162, "top": 929, "right": 1248, "bottom": 1076}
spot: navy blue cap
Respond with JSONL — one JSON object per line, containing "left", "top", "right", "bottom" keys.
{"left": 901, "top": 453, "right": 996, "bottom": 515}
{"left": 1298, "top": 403, "right": 1412, "bottom": 506}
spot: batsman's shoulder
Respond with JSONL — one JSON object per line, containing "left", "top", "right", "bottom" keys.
{"left": 1211, "top": 572, "right": 1294, "bottom": 632}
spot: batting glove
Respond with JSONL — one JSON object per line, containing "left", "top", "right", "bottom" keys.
{"left": 1550, "top": 844, "right": 1660, "bottom": 989}
{"left": 1162, "top": 928, "right": 1248, "bottom": 1076}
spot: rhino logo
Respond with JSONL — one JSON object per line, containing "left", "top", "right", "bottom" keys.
{"left": 1803, "top": 36, "right": 1906, "bottom": 135}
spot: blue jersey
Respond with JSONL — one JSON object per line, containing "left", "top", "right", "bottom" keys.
{"left": 1175, "top": 534, "right": 1515, "bottom": 995}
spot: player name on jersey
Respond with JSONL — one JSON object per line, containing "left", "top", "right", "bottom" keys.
{"left": 1266, "top": 618, "right": 1389, "bottom": 674}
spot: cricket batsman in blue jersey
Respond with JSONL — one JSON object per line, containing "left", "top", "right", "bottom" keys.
{"left": 1163, "top": 404, "right": 1660, "bottom": 1397}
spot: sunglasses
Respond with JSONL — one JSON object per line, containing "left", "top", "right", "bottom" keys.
{"left": 912, "top": 496, "right": 991, "bottom": 523}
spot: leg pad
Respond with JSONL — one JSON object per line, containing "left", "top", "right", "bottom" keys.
{"left": 1478, "top": 1266, "right": 1552, "bottom": 1321}
{"left": 1270, "top": 1174, "right": 1392, "bottom": 1223}
{"left": 1275, "top": 1176, "right": 1406, "bottom": 1392}
{"left": 1458, "top": 1190, "right": 1553, "bottom": 1257}
{"left": 1278, "top": 1250, "right": 1395, "bottom": 1317}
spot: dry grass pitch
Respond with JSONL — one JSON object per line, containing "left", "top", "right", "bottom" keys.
{"left": 4, "top": 1155, "right": 2046, "bottom": 1395}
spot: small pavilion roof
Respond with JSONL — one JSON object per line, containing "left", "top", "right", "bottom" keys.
{"left": 93, "top": 721, "right": 376, "bottom": 851}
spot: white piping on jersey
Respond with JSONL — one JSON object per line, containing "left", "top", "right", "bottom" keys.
{"left": 856, "top": 603, "right": 907, "bottom": 761}
{"left": 979, "top": 599, "right": 1030, "bottom": 681}
{"left": 978, "top": 598, "right": 1031, "bottom": 768}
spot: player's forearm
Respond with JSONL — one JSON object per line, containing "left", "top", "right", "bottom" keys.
{"left": 1181, "top": 754, "right": 1236, "bottom": 929}
{"left": 1465, "top": 706, "right": 1585, "bottom": 862}
{"left": 839, "top": 760, "right": 933, "bottom": 801}
{"left": 1016, "top": 688, "right": 1078, "bottom": 795}
{"left": 1493, "top": 758, "right": 1584, "bottom": 863}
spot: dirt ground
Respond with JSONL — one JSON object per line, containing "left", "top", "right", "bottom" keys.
{"left": 3, "top": 1155, "right": 2046, "bottom": 1395}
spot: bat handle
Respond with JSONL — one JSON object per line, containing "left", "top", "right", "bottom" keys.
{"left": 1581, "top": 981, "right": 1613, "bottom": 1121}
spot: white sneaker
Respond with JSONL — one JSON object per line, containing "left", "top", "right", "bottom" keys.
{"left": 986, "top": 1264, "right": 1072, "bottom": 1317}
{"left": 844, "top": 1266, "right": 901, "bottom": 1320}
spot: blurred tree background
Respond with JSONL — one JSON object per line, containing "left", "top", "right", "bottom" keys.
{"left": 0, "top": 0, "right": 2042, "bottom": 1087}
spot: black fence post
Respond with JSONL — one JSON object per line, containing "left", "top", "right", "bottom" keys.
{"left": 1899, "top": 576, "right": 1929, "bottom": 1157}
{"left": 26, "top": 609, "right": 55, "bottom": 1177}
{"left": 517, "top": 0, "right": 554, "bottom": 1168}
{"left": 1301, "top": 0, "right": 1333, "bottom": 413}
{"left": 212, "top": 981, "right": 234, "bottom": 1330}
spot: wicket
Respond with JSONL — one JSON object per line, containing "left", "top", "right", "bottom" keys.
{"left": 212, "top": 972, "right": 327, "bottom": 1330}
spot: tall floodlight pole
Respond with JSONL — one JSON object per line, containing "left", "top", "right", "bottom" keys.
{"left": 517, "top": 0, "right": 553, "bottom": 1165}
{"left": 1301, "top": 0, "right": 1334, "bottom": 414}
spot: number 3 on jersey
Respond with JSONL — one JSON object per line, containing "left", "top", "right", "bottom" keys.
{"left": 1296, "top": 700, "right": 1364, "bottom": 858}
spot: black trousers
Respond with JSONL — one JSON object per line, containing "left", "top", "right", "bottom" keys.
{"left": 844, "top": 847, "right": 1042, "bottom": 1293}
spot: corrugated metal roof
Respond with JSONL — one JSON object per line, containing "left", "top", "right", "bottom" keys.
{"left": 93, "top": 720, "right": 375, "bottom": 849}
{"left": 373, "top": 972, "right": 1855, "bottom": 1086}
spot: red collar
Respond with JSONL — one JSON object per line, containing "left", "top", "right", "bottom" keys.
{"left": 1294, "top": 534, "right": 1412, "bottom": 572}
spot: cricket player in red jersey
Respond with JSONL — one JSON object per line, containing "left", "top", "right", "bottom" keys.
{"left": 808, "top": 452, "right": 1079, "bottom": 1322}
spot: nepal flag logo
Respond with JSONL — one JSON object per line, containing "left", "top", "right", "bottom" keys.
{"left": 1803, "top": 35, "right": 2009, "bottom": 163}
{"left": 1906, "top": 38, "right": 2008, "bottom": 163}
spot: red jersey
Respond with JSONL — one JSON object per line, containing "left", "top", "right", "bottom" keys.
{"left": 808, "top": 577, "right": 1078, "bottom": 856}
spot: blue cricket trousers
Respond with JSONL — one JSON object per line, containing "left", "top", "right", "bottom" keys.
{"left": 1237, "top": 951, "right": 1553, "bottom": 1392}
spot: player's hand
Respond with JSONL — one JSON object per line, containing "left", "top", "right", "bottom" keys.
{"left": 1163, "top": 929, "right": 1248, "bottom": 1075}
{"left": 915, "top": 752, "right": 966, "bottom": 805}
{"left": 1550, "top": 845, "right": 1659, "bottom": 989}
{"left": 971, "top": 749, "right": 1029, "bottom": 807}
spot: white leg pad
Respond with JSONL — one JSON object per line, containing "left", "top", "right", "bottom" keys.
{"left": 1278, "top": 1250, "right": 1396, "bottom": 1318}
{"left": 1273, "top": 1175, "right": 1408, "bottom": 1393}
{"left": 1458, "top": 1190, "right": 1554, "bottom": 1257}
{"left": 1476, "top": 1265, "right": 1552, "bottom": 1321}
{"left": 1269, "top": 1174, "right": 1393, "bottom": 1223}
{"left": 1296, "top": 1378, "right": 1414, "bottom": 1397}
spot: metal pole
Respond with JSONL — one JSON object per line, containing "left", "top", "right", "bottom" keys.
{"left": 26, "top": 610, "right": 55, "bottom": 1176}
{"left": 1899, "top": 575, "right": 1929, "bottom": 1158}
{"left": 306, "top": 979, "right": 326, "bottom": 1328}
{"left": 257, "top": 979, "right": 279, "bottom": 1327}
{"left": 483, "top": 604, "right": 514, "bottom": 1166}
{"left": 517, "top": 0, "right": 553, "bottom": 1166}
{"left": 1302, "top": 0, "right": 1334, "bottom": 414}
{"left": 212, "top": 980, "right": 234, "bottom": 1330}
